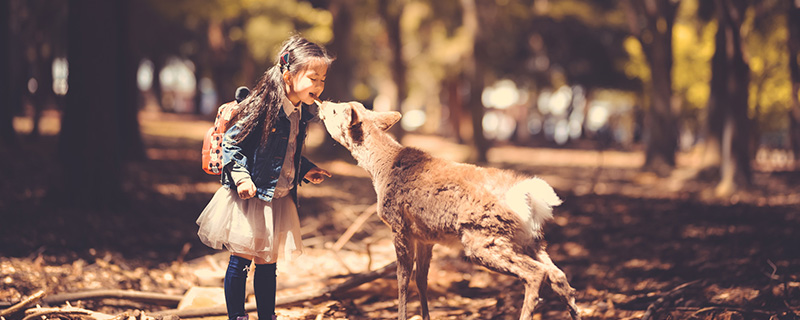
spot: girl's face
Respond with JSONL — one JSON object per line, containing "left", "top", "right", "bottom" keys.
{"left": 285, "top": 61, "right": 328, "bottom": 106}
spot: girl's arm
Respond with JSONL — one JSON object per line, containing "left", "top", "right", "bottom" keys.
{"left": 299, "top": 157, "right": 316, "bottom": 183}
{"left": 222, "top": 120, "right": 256, "bottom": 199}
{"left": 229, "top": 165, "right": 256, "bottom": 199}
{"left": 299, "top": 157, "right": 330, "bottom": 184}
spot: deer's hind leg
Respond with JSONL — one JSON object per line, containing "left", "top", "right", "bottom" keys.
{"left": 537, "top": 251, "right": 581, "bottom": 320}
{"left": 461, "top": 232, "right": 549, "bottom": 320}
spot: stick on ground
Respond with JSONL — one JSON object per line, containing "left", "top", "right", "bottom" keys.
{"left": 640, "top": 280, "right": 702, "bottom": 320}
{"left": 0, "top": 290, "right": 46, "bottom": 317}
{"left": 152, "top": 261, "right": 397, "bottom": 319}
{"left": 42, "top": 290, "right": 183, "bottom": 307}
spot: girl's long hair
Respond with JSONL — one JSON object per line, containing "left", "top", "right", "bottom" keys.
{"left": 231, "top": 35, "right": 334, "bottom": 146}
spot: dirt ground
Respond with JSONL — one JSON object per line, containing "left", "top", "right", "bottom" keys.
{"left": 1, "top": 110, "right": 799, "bottom": 320}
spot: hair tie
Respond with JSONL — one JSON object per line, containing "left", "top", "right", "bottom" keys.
{"left": 280, "top": 51, "right": 290, "bottom": 70}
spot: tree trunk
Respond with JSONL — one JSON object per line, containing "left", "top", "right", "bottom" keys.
{"left": 319, "top": 0, "right": 357, "bottom": 156}
{"left": 461, "top": 0, "right": 489, "bottom": 163}
{"left": 56, "top": 0, "right": 137, "bottom": 207}
{"left": 117, "top": 0, "right": 145, "bottom": 161}
{"left": 709, "top": 0, "right": 752, "bottom": 196}
{"left": 788, "top": 2, "right": 800, "bottom": 166}
{"left": 703, "top": 17, "right": 727, "bottom": 171}
{"left": 0, "top": 0, "right": 15, "bottom": 146}
{"left": 444, "top": 77, "right": 465, "bottom": 144}
{"left": 623, "top": 0, "right": 680, "bottom": 175}
{"left": 642, "top": 22, "right": 678, "bottom": 174}
{"left": 29, "top": 53, "right": 55, "bottom": 140}
{"left": 327, "top": 0, "right": 355, "bottom": 103}
{"left": 378, "top": 0, "right": 407, "bottom": 141}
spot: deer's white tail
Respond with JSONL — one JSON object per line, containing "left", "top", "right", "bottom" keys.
{"left": 505, "top": 177, "right": 562, "bottom": 237}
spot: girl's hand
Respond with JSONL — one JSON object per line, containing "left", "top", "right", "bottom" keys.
{"left": 237, "top": 180, "right": 257, "bottom": 199}
{"left": 305, "top": 167, "right": 331, "bottom": 184}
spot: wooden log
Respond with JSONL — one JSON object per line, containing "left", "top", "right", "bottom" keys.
{"left": 42, "top": 290, "right": 183, "bottom": 307}
{"left": 21, "top": 306, "right": 124, "bottom": 320}
{"left": 152, "top": 261, "right": 397, "bottom": 319}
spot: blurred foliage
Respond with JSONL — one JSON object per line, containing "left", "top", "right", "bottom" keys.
{"left": 619, "top": 0, "right": 791, "bottom": 136}
{"left": 148, "top": 0, "right": 332, "bottom": 64}
{"left": 744, "top": 3, "right": 792, "bottom": 133}
{"left": 143, "top": 0, "right": 793, "bottom": 139}
{"left": 672, "top": 0, "right": 715, "bottom": 131}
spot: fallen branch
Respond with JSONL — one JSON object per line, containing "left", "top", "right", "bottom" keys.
{"left": 332, "top": 203, "right": 378, "bottom": 252}
{"left": 42, "top": 290, "right": 183, "bottom": 307}
{"left": 21, "top": 306, "right": 125, "bottom": 320}
{"left": 640, "top": 280, "right": 702, "bottom": 320}
{"left": 685, "top": 306, "right": 774, "bottom": 317}
{"left": 0, "top": 290, "right": 46, "bottom": 317}
{"left": 153, "top": 261, "right": 397, "bottom": 319}
{"left": 329, "top": 204, "right": 378, "bottom": 273}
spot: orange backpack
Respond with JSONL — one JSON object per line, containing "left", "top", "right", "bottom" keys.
{"left": 202, "top": 87, "right": 249, "bottom": 175}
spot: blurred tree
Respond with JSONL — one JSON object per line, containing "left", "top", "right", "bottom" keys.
{"left": 131, "top": 2, "right": 194, "bottom": 111}
{"left": 149, "top": 0, "right": 333, "bottom": 113}
{"left": 378, "top": 0, "right": 408, "bottom": 141}
{"left": 19, "top": 1, "right": 67, "bottom": 139}
{"left": 325, "top": 0, "right": 355, "bottom": 102}
{"left": 704, "top": 0, "right": 752, "bottom": 196}
{"left": 746, "top": 0, "right": 791, "bottom": 150}
{"left": 462, "top": 0, "right": 489, "bottom": 162}
{"left": 4, "top": 0, "right": 28, "bottom": 146}
{"left": 0, "top": 0, "right": 13, "bottom": 146}
{"left": 789, "top": 1, "right": 800, "bottom": 160}
{"left": 623, "top": 0, "right": 680, "bottom": 174}
{"left": 56, "top": 0, "right": 143, "bottom": 207}
{"left": 671, "top": 0, "right": 714, "bottom": 143}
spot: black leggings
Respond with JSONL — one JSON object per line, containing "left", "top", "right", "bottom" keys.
{"left": 224, "top": 255, "right": 277, "bottom": 320}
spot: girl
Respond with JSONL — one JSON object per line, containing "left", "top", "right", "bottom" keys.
{"left": 196, "top": 35, "right": 333, "bottom": 320}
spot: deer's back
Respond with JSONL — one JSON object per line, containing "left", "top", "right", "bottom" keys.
{"left": 375, "top": 147, "right": 525, "bottom": 245}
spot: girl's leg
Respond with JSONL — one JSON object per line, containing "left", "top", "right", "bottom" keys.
{"left": 254, "top": 260, "right": 277, "bottom": 320}
{"left": 225, "top": 254, "right": 253, "bottom": 320}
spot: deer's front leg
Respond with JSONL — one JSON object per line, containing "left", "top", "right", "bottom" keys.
{"left": 415, "top": 243, "right": 434, "bottom": 320}
{"left": 393, "top": 233, "right": 414, "bottom": 320}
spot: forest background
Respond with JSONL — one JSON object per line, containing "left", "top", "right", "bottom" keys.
{"left": 1, "top": 0, "right": 799, "bottom": 319}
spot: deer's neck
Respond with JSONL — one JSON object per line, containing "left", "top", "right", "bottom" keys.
{"left": 352, "top": 129, "right": 403, "bottom": 181}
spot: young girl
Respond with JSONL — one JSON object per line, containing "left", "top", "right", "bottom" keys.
{"left": 196, "top": 35, "right": 333, "bottom": 320}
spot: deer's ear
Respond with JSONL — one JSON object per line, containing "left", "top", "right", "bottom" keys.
{"left": 349, "top": 104, "right": 361, "bottom": 127}
{"left": 375, "top": 111, "right": 401, "bottom": 131}
{"left": 348, "top": 104, "right": 365, "bottom": 145}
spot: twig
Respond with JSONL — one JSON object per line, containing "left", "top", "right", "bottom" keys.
{"left": 331, "top": 250, "right": 354, "bottom": 274}
{"left": 329, "top": 203, "right": 378, "bottom": 273}
{"left": 21, "top": 306, "right": 126, "bottom": 320}
{"left": 766, "top": 259, "right": 780, "bottom": 280}
{"left": 672, "top": 306, "right": 775, "bottom": 317}
{"left": 640, "top": 280, "right": 702, "bottom": 320}
{"left": 42, "top": 290, "right": 183, "bottom": 307}
{"left": 0, "top": 290, "right": 46, "bottom": 317}
{"left": 332, "top": 203, "right": 378, "bottom": 252}
{"left": 152, "top": 261, "right": 397, "bottom": 319}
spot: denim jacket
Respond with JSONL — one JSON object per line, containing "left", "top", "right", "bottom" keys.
{"left": 221, "top": 104, "right": 317, "bottom": 202}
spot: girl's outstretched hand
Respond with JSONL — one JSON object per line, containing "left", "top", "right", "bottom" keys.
{"left": 305, "top": 167, "right": 332, "bottom": 184}
{"left": 237, "top": 180, "right": 257, "bottom": 200}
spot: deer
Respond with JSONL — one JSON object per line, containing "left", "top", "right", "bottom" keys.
{"left": 317, "top": 100, "right": 581, "bottom": 320}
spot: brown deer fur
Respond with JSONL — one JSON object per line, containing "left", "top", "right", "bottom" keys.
{"left": 318, "top": 101, "right": 581, "bottom": 320}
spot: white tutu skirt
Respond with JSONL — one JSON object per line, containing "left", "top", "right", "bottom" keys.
{"left": 197, "top": 187, "right": 304, "bottom": 263}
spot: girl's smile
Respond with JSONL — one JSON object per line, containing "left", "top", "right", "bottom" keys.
{"left": 285, "top": 61, "right": 328, "bottom": 106}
